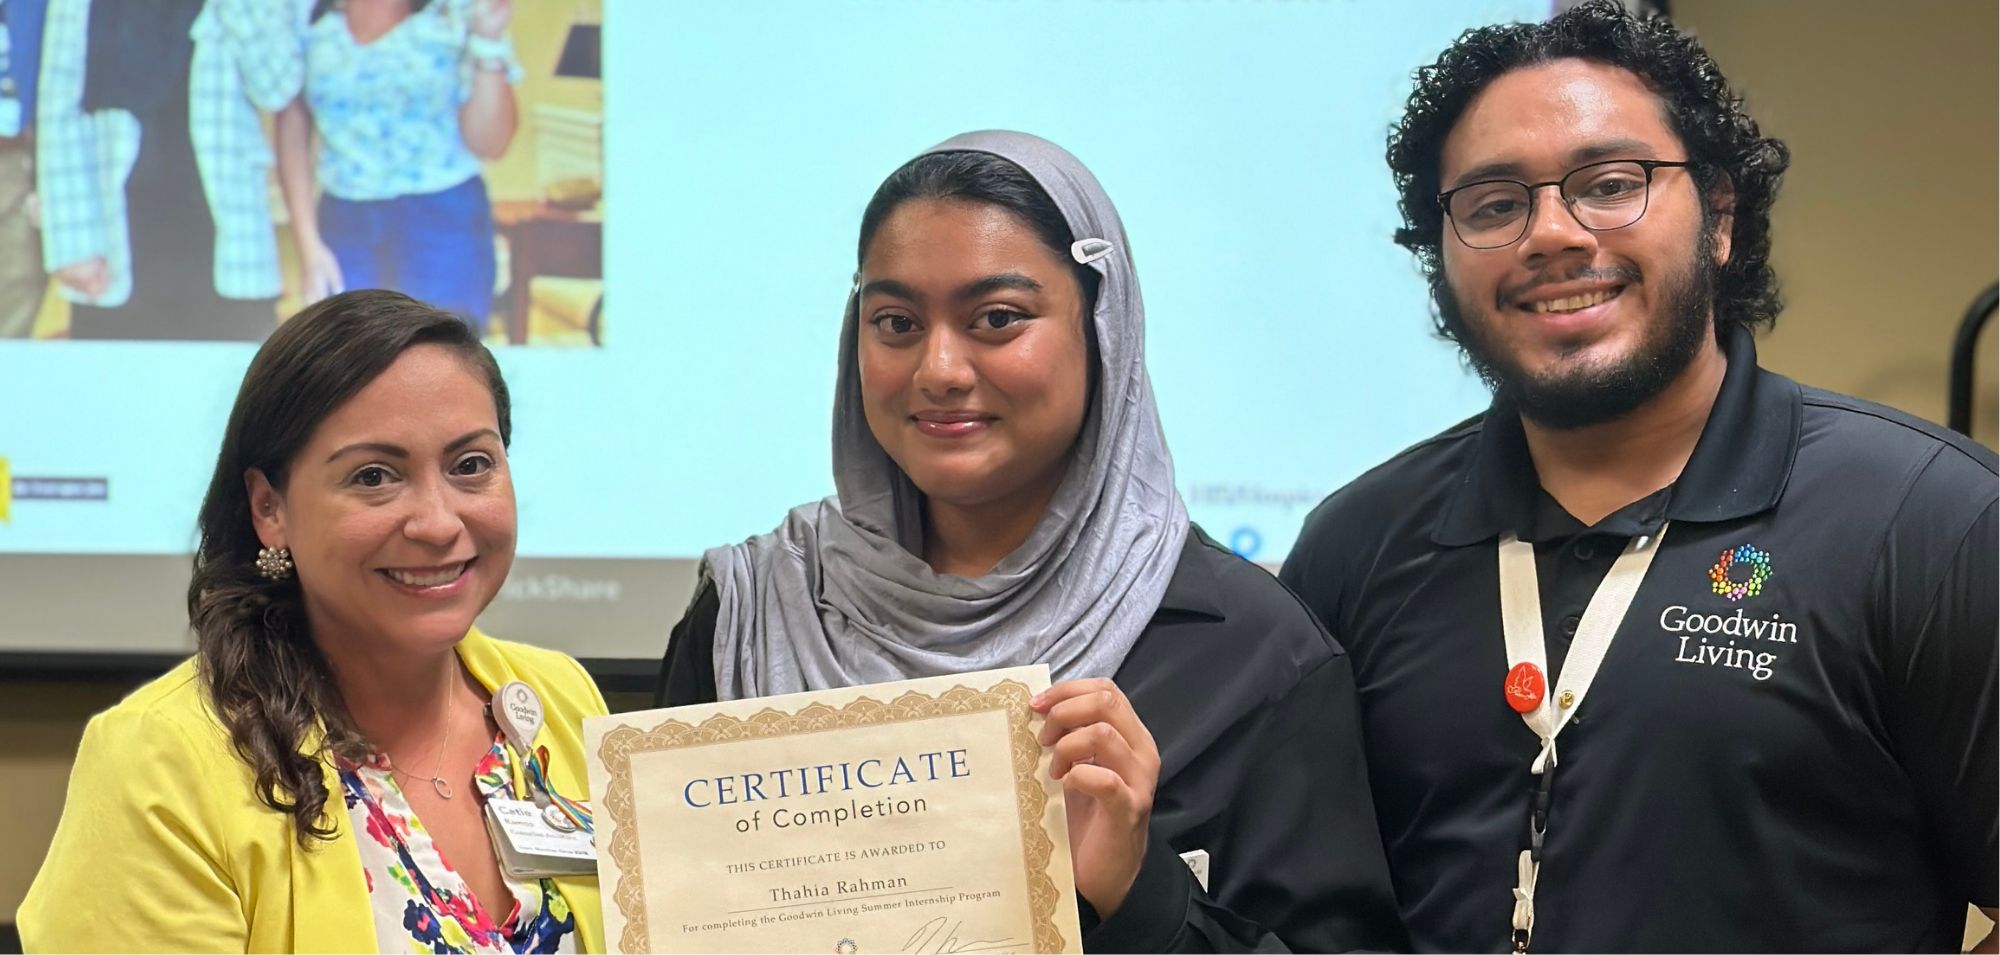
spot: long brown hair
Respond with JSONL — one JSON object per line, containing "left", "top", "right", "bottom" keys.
{"left": 190, "top": 291, "right": 511, "bottom": 844}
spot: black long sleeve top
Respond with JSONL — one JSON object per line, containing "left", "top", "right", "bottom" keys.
{"left": 657, "top": 525, "right": 1408, "bottom": 953}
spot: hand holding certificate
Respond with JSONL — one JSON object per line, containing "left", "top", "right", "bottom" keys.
{"left": 585, "top": 666, "right": 1086, "bottom": 953}
{"left": 1033, "top": 678, "right": 1160, "bottom": 920}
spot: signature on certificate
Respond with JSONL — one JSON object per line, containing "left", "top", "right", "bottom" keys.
{"left": 901, "top": 916, "right": 1025, "bottom": 954}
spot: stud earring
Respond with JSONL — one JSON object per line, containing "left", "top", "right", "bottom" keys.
{"left": 256, "top": 547, "right": 294, "bottom": 581}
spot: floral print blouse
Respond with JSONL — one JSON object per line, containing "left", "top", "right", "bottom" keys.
{"left": 337, "top": 734, "right": 576, "bottom": 954}
{"left": 302, "top": 0, "right": 523, "bottom": 201}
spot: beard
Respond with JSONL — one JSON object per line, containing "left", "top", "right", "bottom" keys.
{"left": 1438, "top": 226, "right": 1719, "bottom": 430}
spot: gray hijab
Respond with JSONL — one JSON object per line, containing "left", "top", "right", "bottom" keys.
{"left": 706, "top": 131, "right": 1189, "bottom": 700}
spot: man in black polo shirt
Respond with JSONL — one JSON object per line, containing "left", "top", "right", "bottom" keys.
{"left": 1280, "top": 2, "right": 1997, "bottom": 951}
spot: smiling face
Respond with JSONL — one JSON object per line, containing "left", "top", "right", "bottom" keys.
{"left": 1436, "top": 58, "right": 1732, "bottom": 428}
{"left": 248, "top": 343, "right": 515, "bottom": 660}
{"left": 855, "top": 198, "right": 1093, "bottom": 515}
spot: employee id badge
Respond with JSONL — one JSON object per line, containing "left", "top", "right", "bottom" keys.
{"left": 484, "top": 796, "right": 597, "bottom": 880}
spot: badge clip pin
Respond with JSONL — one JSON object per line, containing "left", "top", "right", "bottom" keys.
{"left": 493, "top": 681, "right": 560, "bottom": 814}
{"left": 493, "top": 681, "right": 544, "bottom": 758}
{"left": 1504, "top": 662, "right": 1546, "bottom": 714}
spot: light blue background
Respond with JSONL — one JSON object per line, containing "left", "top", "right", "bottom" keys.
{"left": 0, "top": 0, "right": 1543, "bottom": 562}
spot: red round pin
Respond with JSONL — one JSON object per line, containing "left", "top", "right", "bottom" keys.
{"left": 1504, "top": 662, "right": 1546, "bottom": 713}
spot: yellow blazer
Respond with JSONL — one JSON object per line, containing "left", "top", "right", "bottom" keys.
{"left": 18, "top": 629, "right": 608, "bottom": 953}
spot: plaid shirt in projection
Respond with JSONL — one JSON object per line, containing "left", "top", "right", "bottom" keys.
{"left": 37, "top": 0, "right": 302, "bottom": 308}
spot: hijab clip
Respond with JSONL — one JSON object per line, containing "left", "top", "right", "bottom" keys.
{"left": 1071, "top": 237, "right": 1114, "bottom": 266}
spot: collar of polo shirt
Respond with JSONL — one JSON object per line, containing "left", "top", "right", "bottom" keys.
{"left": 1431, "top": 324, "right": 1802, "bottom": 548}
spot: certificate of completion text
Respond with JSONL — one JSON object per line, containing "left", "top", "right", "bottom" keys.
{"left": 584, "top": 665, "right": 1082, "bottom": 953}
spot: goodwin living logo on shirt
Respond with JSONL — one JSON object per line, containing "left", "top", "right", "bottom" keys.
{"left": 1708, "top": 543, "right": 1773, "bottom": 601}
{"left": 1663, "top": 543, "right": 1795, "bottom": 681}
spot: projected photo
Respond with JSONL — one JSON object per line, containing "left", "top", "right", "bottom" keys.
{"left": 13, "top": 0, "right": 603, "bottom": 347}
{"left": 1, "top": 0, "right": 1539, "bottom": 663}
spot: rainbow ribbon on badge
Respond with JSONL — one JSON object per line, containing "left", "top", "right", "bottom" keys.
{"left": 529, "top": 745, "right": 594, "bottom": 833}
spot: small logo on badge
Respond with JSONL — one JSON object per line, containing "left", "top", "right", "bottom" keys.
{"left": 1708, "top": 544, "right": 1773, "bottom": 602}
{"left": 834, "top": 939, "right": 858, "bottom": 954}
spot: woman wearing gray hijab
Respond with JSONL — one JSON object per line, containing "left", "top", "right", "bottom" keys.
{"left": 658, "top": 131, "right": 1404, "bottom": 952}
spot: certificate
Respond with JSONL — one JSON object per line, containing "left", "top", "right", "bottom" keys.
{"left": 584, "top": 665, "right": 1083, "bottom": 954}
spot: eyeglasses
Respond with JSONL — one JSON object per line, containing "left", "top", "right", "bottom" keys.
{"left": 1436, "top": 159, "right": 1695, "bottom": 250}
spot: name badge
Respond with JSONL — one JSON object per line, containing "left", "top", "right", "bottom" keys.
{"left": 484, "top": 796, "right": 596, "bottom": 880}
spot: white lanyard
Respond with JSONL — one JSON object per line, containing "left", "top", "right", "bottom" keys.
{"left": 1497, "top": 523, "right": 1668, "bottom": 952}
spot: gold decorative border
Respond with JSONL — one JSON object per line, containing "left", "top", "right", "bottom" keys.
{"left": 596, "top": 679, "right": 1065, "bottom": 953}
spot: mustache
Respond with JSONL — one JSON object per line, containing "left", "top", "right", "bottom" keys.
{"left": 1498, "top": 266, "right": 1643, "bottom": 306}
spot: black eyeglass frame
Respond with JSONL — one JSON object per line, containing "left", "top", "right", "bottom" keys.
{"left": 1435, "top": 158, "right": 1697, "bottom": 250}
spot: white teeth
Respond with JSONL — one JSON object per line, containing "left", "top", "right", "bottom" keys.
{"left": 1530, "top": 288, "right": 1619, "bottom": 313}
{"left": 385, "top": 563, "right": 466, "bottom": 587}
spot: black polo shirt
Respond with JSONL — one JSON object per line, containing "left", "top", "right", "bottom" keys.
{"left": 1280, "top": 326, "right": 1998, "bottom": 953}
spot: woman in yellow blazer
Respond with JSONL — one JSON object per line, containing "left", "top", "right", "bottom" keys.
{"left": 20, "top": 290, "right": 606, "bottom": 953}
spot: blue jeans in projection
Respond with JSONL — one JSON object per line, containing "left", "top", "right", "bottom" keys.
{"left": 319, "top": 174, "right": 497, "bottom": 333}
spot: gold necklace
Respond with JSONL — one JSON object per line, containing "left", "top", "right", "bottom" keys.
{"left": 390, "top": 673, "right": 458, "bottom": 800}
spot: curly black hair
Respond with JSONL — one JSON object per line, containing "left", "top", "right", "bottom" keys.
{"left": 1388, "top": 0, "right": 1790, "bottom": 341}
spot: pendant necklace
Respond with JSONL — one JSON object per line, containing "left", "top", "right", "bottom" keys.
{"left": 391, "top": 669, "right": 458, "bottom": 800}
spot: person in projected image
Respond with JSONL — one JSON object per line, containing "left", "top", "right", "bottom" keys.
{"left": 19, "top": 290, "right": 606, "bottom": 953}
{"left": 36, "top": 0, "right": 298, "bottom": 340}
{"left": 656, "top": 131, "right": 1406, "bottom": 953}
{"left": 276, "top": 0, "right": 519, "bottom": 336}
